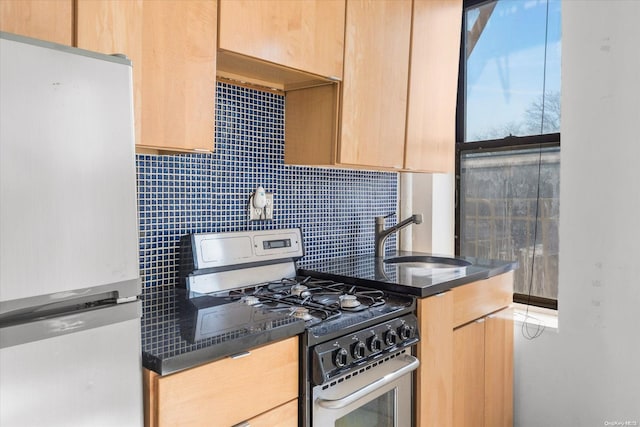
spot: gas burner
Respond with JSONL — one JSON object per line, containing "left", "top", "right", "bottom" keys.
{"left": 291, "top": 307, "right": 314, "bottom": 321}
{"left": 339, "top": 294, "right": 361, "bottom": 309}
{"left": 243, "top": 295, "right": 260, "bottom": 306}
{"left": 291, "top": 284, "right": 310, "bottom": 298}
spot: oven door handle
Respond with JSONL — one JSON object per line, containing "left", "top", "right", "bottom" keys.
{"left": 316, "top": 354, "right": 420, "bottom": 410}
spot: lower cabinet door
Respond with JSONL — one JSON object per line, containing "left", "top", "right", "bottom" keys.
{"left": 484, "top": 307, "right": 514, "bottom": 427}
{"left": 416, "top": 292, "right": 453, "bottom": 427}
{"left": 453, "top": 318, "right": 485, "bottom": 427}
{"left": 452, "top": 306, "right": 514, "bottom": 427}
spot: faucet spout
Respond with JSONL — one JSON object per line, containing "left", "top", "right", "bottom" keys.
{"left": 374, "top": 213, "right": 423, "bottom": 258}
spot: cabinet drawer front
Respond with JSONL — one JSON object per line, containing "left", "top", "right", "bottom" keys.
{"left": 452, "top": 272, "right": 513, "bottom": 328}
{"left": 246, "top": 399, "right": 298, "bottom": 427}
{"left": 156, "top": 337, "right": 298, "bottom": 427}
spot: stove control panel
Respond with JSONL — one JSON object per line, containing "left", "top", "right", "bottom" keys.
{"left": 179, "top": 228, "right": 304, "bottom": 294}
{"left": 311, "top": 313, "right": 419, "bottom": 385}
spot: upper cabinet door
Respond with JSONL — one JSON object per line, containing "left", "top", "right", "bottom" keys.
{"left": 77, "top": 0, "right": 216, "bottom": 153}
{"left": 76, "top": 0, "right": 143, "bottom": 148}
{"left": 339, "top": 0, "right": 411, "bottom": 169}
{"left": 404, "top": 0, "right": 462, "bottom": 173}
{"left": 141, "top": 1, "right": 217, "bottom": 152}
{"left": 218, "top": 0, "right": 345, "bottom": 79}
{"left": 0, "top": 0, "right": 73, "bottom": 45}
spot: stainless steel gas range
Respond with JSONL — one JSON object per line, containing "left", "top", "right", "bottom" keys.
{"left": 178, "top": 228, "right": 419, "bottom": 427}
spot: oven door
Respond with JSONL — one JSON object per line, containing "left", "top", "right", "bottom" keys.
{"left": 312, "top": 350, "right": 419, "bottom": 427}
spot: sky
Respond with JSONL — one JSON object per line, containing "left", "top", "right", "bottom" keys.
{"left": 465, "top": 0, "right": 562, "bottom": 141}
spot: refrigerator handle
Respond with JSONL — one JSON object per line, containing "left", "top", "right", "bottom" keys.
{"left": 0, "top": 277, "right": 140, "bottom": 317}
{"left": 0, "top": 300, "right": 141, "bottom": 349}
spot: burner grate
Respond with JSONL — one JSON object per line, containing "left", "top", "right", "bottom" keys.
{"left": 221, "top": 275, "right": 413, "bottom": 337}
{"left": 252, "top": 276, "right": 388, "bottom": 313}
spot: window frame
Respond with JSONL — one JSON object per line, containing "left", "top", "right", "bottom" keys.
{"left": 455, "top": 0, "right": 560, "bottom": 310}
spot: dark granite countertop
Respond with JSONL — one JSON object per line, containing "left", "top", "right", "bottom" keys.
{"left": 141, "top": 253, "right": 515, "bottom": 375}
{"left": 298, "top": 251, "right": 517, "bottom": 298}
{"left": 140, "top": 286, "right": 305, "bottom": 376}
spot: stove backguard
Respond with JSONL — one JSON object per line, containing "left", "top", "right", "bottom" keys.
{"left": 178, "top": 228, "right": 304, "bottom": 294}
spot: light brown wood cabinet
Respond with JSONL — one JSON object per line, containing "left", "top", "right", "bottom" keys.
{"left": 453, "top": 307, "right": 514, "bottom": 427}
{"left": 416, "top": 291, "right": 454, "bottom": 427}
{"left": 453, "top": 316, "right": 486, "bottom": 427}
{"left": 218, "top": 0, "right": 345, "bottom": 81}
{"left": 78, "top": 0, "right": 217, "bottom": 153}
{"left": 483, "top": 307, "right": 514, "bottom": 427}
{"left": 451, "top": 271, "right": 513, "bottom": 427}
{"left": 416, "top": 271, "right": 513, "bottom": 427}
{"left": 138, "top": 0, "right": 217, "bottom": 153}
{"left": 339, "top": 0, "right": 412, "bottom": 169}
{"left": 245, "top": 399, "right": 299, "bottom": 427}
{"left": 404, "top": 0, "right": 462, "bottom": 173}
{"left": 0, "top": 0, "right": 73, "bottom": 45}
{"left": 285, "top": 0, "right": 462, "bottom": 172}
{"left": 143, "top": 336, "right": 299, "bottom": 427}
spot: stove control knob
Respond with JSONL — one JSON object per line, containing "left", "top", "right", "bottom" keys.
{"left": 334, "top": 348, "right": 349, "bottom": 368}
{"left": 351, "top": 341, "right": 366, "bottom": 359}
{"left": 368, "top": 335, "right": 382, "bottom": 352}
{"left": 398, "top": 324, "right": 413, "bottom": 340}
{"left": 384, "top": 329, "right": 398, "bottom": 347}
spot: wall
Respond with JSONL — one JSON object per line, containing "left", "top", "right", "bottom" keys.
{"left": 514, "top": 1, "right": 640, "bottom": 425}
{"left": 399, "top": 172, "right": 454, "bottom": 255}
{"left": 136, "top": 82, "right": 398, "bottom": 291}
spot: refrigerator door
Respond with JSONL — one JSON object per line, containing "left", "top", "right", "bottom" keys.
{"left": 0, "top": 32, "right": 139, "bottom": 305}
{"left": 0, "top": 33, "right": 143, "bottom": 426}
{"left": 1, "top": 301, "right": 143, "bottom": 426}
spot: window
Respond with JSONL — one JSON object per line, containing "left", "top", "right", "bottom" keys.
{"left": 456, "top": 0, "right": 561, "bottom": 309}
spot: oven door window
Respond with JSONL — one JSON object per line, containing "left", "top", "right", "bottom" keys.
{"left": 335, "top": 389, "right": 395, "bottom": 427}
{"left": 312, "top": 352, "right": 416, "bottom": 427}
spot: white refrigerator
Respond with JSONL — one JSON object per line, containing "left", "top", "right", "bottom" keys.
{"left": 0, "top": 32, "right": 143, "bottom": 426}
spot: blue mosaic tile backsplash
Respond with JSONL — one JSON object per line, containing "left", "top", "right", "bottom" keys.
{"left": 136, "top": 82, "right": 398, "bottom": 290}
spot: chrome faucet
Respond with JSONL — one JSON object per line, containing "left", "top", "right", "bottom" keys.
{"left": 374, "top": 213, "right": 423, "bottom": 258}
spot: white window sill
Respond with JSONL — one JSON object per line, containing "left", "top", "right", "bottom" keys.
{"left": 513, "top": 302, "right": 558, "bottom": 331}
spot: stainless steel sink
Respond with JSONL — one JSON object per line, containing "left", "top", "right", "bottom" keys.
{"left": 383, "top": 255, "right": 471, "bottom": 269}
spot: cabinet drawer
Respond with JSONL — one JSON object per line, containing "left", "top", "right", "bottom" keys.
{"left": 452, "top": 272, "right": 513, "bottom": 328}
{"left": 244, "top": 399, "right": 298, "bottom": 427}
{"left": 152, "top": 336, "right": 298, "bottom": 427}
